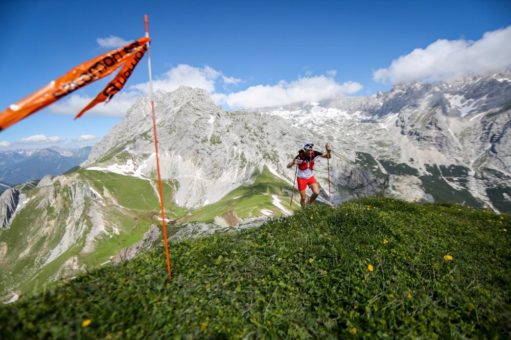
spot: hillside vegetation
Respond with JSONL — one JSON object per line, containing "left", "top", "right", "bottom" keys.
{"left": 178, "top": 167, "right": 295, "bottom": 223}
{"left": 1, "top": 198, "right": 509, "bottom": 338}
{"left": 0, "top": 167, "right": 294, "bottom": 299}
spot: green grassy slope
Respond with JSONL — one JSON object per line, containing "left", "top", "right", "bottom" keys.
{"left": 1, "top": 198, "right": 509, "bottom": 338}
{"left": 0, "top": 183, "right": 76, "bottom": 295}
{"left": 0, "top": 170, "right": 176, "bottom": 298}
{"left": 77, "top": 169, "right": 169, "bottom": 211}
{"left": 180, "top": 167, "right": 297, "bottom": 223}
{"left": 0, "top": 168, "right": 294, "bottom": 299}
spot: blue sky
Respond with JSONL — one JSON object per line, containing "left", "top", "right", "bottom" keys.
{"left": 0, "top": 0, "right": 510, "bottom": 149}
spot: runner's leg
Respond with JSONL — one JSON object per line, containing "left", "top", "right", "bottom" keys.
{"left": 299, "top": 190, "right": 307, "bottom": 208}
{"left": 308, "top": 183, "right": 320, "bottom": 205}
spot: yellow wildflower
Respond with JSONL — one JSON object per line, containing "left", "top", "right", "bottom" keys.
{"left": 348, "top": 326, "right": 357, "bottom": 335}
{"left": 443, "top": 255, "right": 454, "bottom": 261}
{"left": 81, "top": 319, "right": 92, "bottom": 328}
{"left": 383, "top": 239, "right": 389, "bottom": 245}
{"left": 367, "top": 264, "right": 374, "bottom": 272}
{"left": 200, "top": 322, "right": 208, "bottom": 331}
{"left": 406, "top": 291, "right": 413, "bottom": 299}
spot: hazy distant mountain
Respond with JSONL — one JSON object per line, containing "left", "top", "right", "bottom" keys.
{"left": 0, "top": 147, "right": 91, "bottom": 188}
{"left": 0, "top": 182, "right": 10, "bottom": 191}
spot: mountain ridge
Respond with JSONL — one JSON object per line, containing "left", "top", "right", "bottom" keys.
{"left": 0, "top": 147, "right": 91, "bottom": 188}
{"left": 1, "top": 73, "right": 510, "bottom": 302}
{"left": 84, "top": 72, "right": 511, "bottom": 212}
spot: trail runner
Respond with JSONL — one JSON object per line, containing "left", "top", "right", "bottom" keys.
{"left": 287, "top": 142, "right": 332, "bottom": 207}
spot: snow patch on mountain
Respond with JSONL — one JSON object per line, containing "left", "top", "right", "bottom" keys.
{"left": 445, "top": 94, "right": 478, "bottom": 117}
{"left": 272, "top": 195, "right": 292, "bottom": 216}
{"left": 87, "top": 159, "right": 148, "bottom": 179}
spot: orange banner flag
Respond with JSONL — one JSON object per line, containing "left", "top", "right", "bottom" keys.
{"left": 75, "top": 44, "right": 148, "bottom": 119}
{"left": 0, "top": 37, "right": 150, "bottom": 131}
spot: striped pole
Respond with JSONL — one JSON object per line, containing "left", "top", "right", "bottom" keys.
{"left": 145, "top": 14, "right": 172, "bottom": 280}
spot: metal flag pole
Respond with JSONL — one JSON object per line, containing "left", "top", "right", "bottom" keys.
{"left": 144, "top": 14, "right": 172, "bottom": 280}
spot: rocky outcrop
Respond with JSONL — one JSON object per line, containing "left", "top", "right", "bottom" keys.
{"left": 334, "top": 167, "right": 388, "bottom": 200}
{"left": 171, "top": 217, "right": 269, "bottom": 243}
{"left": 0, "top": 188, "right": 21, "bottom": 229}
{"left": 0, "top": 242, "right": 7, "bottom": 265}
{"left": 112, "top": 225, "right": 162, "bottom": 264}
{"left": 214, "top": 210, "right": 241, "bottom": 227}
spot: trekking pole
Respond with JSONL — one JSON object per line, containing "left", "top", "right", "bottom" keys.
{"left": 289, "top": 165, "right": 298, "bottom": 208}
{"left": 327, "top": 157, "right": 331, "bottom": 199}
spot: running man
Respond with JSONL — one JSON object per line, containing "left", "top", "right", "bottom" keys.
{"left": 287, "top": 142, "right": 332, "bottom": 207}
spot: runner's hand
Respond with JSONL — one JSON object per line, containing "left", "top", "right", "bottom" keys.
{"left": 325, "top": 143, "right": 332, "bottom": 151}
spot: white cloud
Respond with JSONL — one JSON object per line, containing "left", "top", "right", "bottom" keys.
{"left": 325, "top": 70, "right": 337, "bottom": 78}
{"left": 0, "top": 141, "right": 11, "bottom": 148}
{"left": 50, "top": 92, "right": 138, "bottom": 117}
{"left": 20, "top": 134, "right": 62, "bottom": 143}
{"left": 210, "top": 92, "right": 228, "bottom": 104}
{"left": 79, "top": 134, "right": 97, "bottom": 141}
{"left": 374, "top": 26, "right": 511, "bottom": 84}
{"left": 50, "top": 65, "right": 230, "bottom": 117}
{"left": 49, "top": 64, "right": 360, "bottom": 115}
{"left": 222, "top": 75, "right": 242, "bottom": 85}
{"left": 97, "top": 35, "right": 129, "bottom": 49}
{"left": 134, "top": 64, "right": 221, "bottom": 94}
{"left": 134, "top": 64, "right": 244, "bottom": 94}
{"left": 222, "top": 75, "right": 362, "bottom": 109}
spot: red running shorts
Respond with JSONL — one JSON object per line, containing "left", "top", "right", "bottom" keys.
{"left": 297, "top": 176, "right": 317, "bottom": 191}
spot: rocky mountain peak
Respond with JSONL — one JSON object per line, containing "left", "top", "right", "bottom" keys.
{"left": 377, "top": 72, "right": 511, "bottom": 118}
{"left": 84, "top": 86, "right": 329, "bottom": 207}
{"left": 83, "top": 72, "right": 510, "bottom": 210}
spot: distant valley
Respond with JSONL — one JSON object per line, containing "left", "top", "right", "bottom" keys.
{"left": 0, "top": 147, "right": 91, "bottom": 192}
